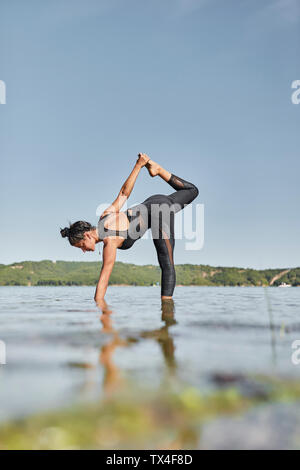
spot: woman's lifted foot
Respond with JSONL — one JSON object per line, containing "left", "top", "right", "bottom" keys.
{"left": 145, "top": 159, "right": 161, "bottom": 177}
{"left": 137, "top": 153, "right": 151, "bottom": 167}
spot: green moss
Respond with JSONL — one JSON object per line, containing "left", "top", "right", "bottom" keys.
{"left": 1, "top": 377, "right": 300, "bottom": 450}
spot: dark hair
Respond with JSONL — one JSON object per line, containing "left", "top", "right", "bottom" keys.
{"left": 60, "top": 221, "right": 96, "bottom": 245}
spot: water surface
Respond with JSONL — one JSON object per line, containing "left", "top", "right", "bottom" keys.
{"left": 0, "top": 286, "right": 300, "bottom": 421}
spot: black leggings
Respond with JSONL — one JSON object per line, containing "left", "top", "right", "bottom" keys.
{"left": 123, "top": 174, "right": 199, "bottom": 297}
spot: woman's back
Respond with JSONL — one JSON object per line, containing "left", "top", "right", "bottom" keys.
{"left": 98, "top": 212, "right": 129, "bottom": 240}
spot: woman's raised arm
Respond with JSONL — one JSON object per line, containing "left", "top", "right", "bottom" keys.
{"left": 100, "top": 154, "right": 150, "bottom": 218}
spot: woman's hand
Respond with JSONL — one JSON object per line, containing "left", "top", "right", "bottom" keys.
{"left": 137, "top": 153, "right": 150, "bottom": 168}
{"left": 94, "top": 291, "right": 103, "bottom": 302}
{"left": 95, "top": 296, "right": 113, "bottom": 314}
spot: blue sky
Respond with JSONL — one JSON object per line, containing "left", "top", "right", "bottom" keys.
{"left": 1, "top": 0, "right": 299, "bottom": 268}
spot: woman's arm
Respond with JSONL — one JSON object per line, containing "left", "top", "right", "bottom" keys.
{"left": 94, "top": 239, "right": 117, "bottom": 301}
{"left": 100, "top": 154, "right": 150, "bottom": 218}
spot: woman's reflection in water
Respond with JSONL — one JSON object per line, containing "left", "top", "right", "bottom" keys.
{"left": 96, "top": 298, "right": 177, "bottom": 396}
{"left": 98, "top": 300, "right": 128, "bottom": 396}
{"left": 139, "top": 298, "right": 177, "bottom": 375}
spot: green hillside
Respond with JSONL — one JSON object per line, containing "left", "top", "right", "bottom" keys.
{"left": 0, "top": 260, "right": 299, "bottom": 287}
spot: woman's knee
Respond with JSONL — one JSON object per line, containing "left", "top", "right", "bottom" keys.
{"left": 185, "top": 185, "right": 199, "bottom": 205}
{"left": 191, "top": 185, "right": 199, "bottom": 200}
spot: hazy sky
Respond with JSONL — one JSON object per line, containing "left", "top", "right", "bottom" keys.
{"left": 1, "top": 0, "right": 299, "bottom": 268}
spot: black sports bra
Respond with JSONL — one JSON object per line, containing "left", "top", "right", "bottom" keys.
{"left": 98, "top": 212, "right": 128, "bottom": 238}
{"left": 97, "top": 210, "right": 139, "bottom": 250}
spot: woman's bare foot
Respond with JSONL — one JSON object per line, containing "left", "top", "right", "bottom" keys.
{"left": 145, "top": 159, "right": 161, "bottom": 177}
{"left": 137, "top": 153, "right": 151, "bottom": 167}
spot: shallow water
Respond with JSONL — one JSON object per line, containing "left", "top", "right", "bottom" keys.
{"left": 0, "top": 286, "right": 300, "bottom": 421}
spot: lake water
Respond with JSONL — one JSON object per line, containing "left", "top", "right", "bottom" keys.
{"left": 1, "top": 286, "right": 300, "bottom": 422}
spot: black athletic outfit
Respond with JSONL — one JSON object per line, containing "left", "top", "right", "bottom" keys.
{"left": 98, "top": 174, "right": 199, "bottom": 297}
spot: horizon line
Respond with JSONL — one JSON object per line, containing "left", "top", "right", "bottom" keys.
{"left": 1, "top": 259, "right": 299, "bottom": 271}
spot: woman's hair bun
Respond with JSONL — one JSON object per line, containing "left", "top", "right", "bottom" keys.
{"left": 60, "top": 227, "right": 70, "bottom": 238}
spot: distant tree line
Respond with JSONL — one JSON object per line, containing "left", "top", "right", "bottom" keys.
{"left": 0, "top": 260, "right": 299, "bottom": 287}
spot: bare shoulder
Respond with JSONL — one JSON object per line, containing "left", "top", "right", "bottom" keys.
{"left": 102, "top": 236, "right": 123, "bottom": 249}
{"left": 99, "top": 210, "right": 115, "bottom": 220}
{"left": 103, "top": 236, "right": 116, "bottom": 246}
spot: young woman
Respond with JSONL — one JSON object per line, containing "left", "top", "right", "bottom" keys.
{"left": 60, "top": 154, "right": 199, "bottom": 302}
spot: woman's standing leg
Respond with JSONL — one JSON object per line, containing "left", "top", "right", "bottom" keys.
{"left": 145, "top": 158, "right": 199, "bottom": 299}
{"left": 150, "top": 206, "right": 176, "bottom": 299}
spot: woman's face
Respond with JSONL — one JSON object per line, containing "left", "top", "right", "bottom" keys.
{"left": 74, "top": 232, "right": 96, "bottom": 253}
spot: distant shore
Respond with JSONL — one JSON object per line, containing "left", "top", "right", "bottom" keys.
{"left": 0, "top": 260, "right": 299, "bottom": 287}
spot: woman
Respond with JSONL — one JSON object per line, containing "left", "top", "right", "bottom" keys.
{"left": 60, "top": 154, "right": 199, "bottom": 302}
